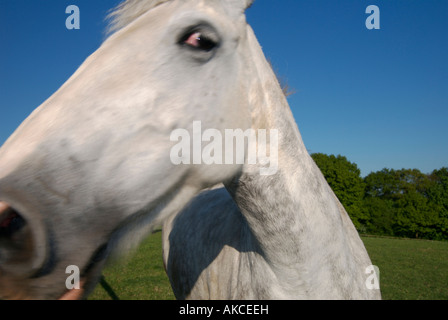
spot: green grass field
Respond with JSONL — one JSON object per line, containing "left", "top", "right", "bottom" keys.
{"left": 89, "top": 230, "right": 175, "bottom": 300}
{"left": 362, "top": 236, "right": 448, "bottom": 300}
{"left": 89, "top": 231, "right": 448, "bottom": 300}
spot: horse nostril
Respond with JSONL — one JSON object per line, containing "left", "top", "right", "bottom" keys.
{"left": 0, "top": 201, "right": 26, "bottom": 237}
{"left": 0, "top": 200, "right": 49, "bottom": 279}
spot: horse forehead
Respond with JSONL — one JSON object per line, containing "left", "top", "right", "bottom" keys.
{"left": 166, "top": 0, "right": 249, "bottom": 21}
{"left": 174, "top": 0, "right": 252, "bottom": 13}
{"left": 199, "top": 0, "right": 252, "bottom": 17}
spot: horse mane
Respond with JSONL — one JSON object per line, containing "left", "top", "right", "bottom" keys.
{"left": 106, "top": 0, "right": 172, "bottom": 35}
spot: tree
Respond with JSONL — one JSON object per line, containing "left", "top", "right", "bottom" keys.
{"left": 311, "top": 153, "right": 367, "bottom": 229}
{"left": 428, "top": 168, "right": 448, "bottom": 211}
{"left": 364, "top": 168, "right": 400, "bottom": 199}
{"left": 364, "top": 169, "right": 400, "bottom": 236}
{"left": 427, "top": 168, "right": 448, "bottom": 240}
{"left": 313, "top": 154, "right": 448, "bottom": 240}
{"left": 394, "top": 189, "right": 440, "bottom": 239}
{"left": 363, "top": 197, "right": 395, "bottom": 236}
{"left": 364, "top": 168, "right": 447, "bottom": 240}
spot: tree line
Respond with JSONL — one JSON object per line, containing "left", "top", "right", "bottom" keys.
{"left": 311, "top": 153, "right": 448, "bottom": 241}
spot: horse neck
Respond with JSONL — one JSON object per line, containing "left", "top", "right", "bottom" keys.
{"left": 225, "top": 27, "right": 372, "bottom": 297}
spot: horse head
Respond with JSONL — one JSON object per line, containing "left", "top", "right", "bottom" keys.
{"left": 0, "top": 0, "right": 256, "bottom": 299}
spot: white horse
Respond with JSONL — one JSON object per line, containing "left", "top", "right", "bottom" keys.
{"left": 0, "top": 0, "right": 379, "bottom": 300}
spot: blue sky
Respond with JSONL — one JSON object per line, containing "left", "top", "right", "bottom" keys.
{"left": 1, "top": 0, "right": 447, "bottom": 176}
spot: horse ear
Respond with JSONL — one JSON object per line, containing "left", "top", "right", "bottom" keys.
{"left": 226, "top": 0, "right": 255, "bottom": 12}
{"left": 245, "top": 0, "right": 254, "bottom": 9}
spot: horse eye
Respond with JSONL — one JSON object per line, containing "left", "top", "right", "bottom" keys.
{"left": 181, "top": 31, "right": 218, "bottom": 52}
